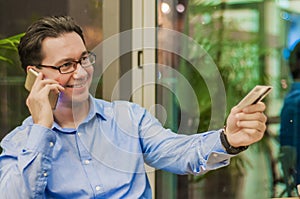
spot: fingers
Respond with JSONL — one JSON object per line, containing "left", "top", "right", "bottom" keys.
{"left": 228, "top": 128, "right": 265, "bottom": 147}
{"left": 26, "top": 73, "right": 64, "bottom": 128}
{"left": 226, "top": 114, "right": 266, "bottom": 146}
{"left": 235, "top": 106, "right": 267, "bottom": 134}
{"left": 228, "top": 102, "right": 266, "bottom": 128}
{"left": 236, "top": 111, "right": 267, "bottom": 123}
{"left": 240, "top": 102, "right": 266, "bottom": 113}
{"left": 33, "top": 74, "right": 63, "bottom": 90}
{"left": 27, "top": 72, "right": 64, "bottom": 110}
{"left": 225, "top": 101, "right": 267, "bottom": 146}
{"left": 237, "top": 120, "right": 266, "bottom": 133}
{"left": 31, "top": 73, "right": 64, "bottom": 93}
{"left": 42, "top": 83, "right": 64, "bottom": 94}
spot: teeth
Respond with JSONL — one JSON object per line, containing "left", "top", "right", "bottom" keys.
{"left": 73, "top": 84, "right": 83, "bottom": 88}
{"left": 67, "top": 83, "right": 84, "bottom": 88}
{"left": 66, "top": 78, "right": 88, "bottom": 88}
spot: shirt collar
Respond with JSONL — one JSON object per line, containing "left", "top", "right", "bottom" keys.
{"left": 52, "top": 123, "right": 76, "bottom": 133}
{"left": 51, "top": 95, "right": 107, "bottom": 132}
{"left": 85, "top": 95, "right": 107, "bottom": 121}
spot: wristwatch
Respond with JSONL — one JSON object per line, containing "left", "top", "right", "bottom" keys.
{"left": 220, "top": 129, "right": 248, "bottom": 154}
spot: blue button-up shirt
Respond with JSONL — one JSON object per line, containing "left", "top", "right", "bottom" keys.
{"left": 0, "top": 96, "right": 233, "bottom": 198}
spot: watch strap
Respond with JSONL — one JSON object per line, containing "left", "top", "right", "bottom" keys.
{"left": 220, "top": 129, "right": 248, "bottom": 154}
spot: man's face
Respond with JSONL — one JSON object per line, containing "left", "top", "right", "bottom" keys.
{"left": 37, "top": 32, "right": 94, "bottom": 105}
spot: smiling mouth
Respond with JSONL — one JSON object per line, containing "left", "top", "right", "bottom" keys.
{"left": 65, "top": 84, "right": 85, "bottom": 88}
{"left": 65, "top": 80, "right": 88, "bottom": 88}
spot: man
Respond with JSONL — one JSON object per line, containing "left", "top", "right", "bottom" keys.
{"left": 0, "top": 16, "right": 267, "bottom": 198}
{"left": 280, "top": 40, "right": 300, "bottom": 192}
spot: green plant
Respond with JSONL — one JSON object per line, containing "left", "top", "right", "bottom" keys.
{"left": 0, "top": 33, "right": 24, "bottom": 65}
{"left": 0, "top": 33, "right": 27, "bottom": 145}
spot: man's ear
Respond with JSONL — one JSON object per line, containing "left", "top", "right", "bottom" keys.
{"left": 26, "top": 66, "right": 35, "bottom": 73}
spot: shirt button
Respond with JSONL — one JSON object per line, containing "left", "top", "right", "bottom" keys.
{"left": 78, "top": 132, "right": 82, "bottom": 136}
{"left": 290, "top": 119, "right": 293, "bottom": 123}
{"left": 95, "top": 185, "right": 101, "bottom": 191}
{"left": 84, "top": 160, "right": 90, "bottom": 165}
{"left": 49, "top": 142, "right": 54, "bottom": 147}
{"left": 43, "top": 172, "right": 48, "bottom": 177}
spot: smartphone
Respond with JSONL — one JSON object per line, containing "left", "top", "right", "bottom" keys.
{"left": 236, "top": 85, "right": 272, "bottom": 110}
{"left": 25, "top": 68, "right": 59, "bottom": 110}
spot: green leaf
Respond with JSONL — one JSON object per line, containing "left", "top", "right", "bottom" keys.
{"left": 0, "top": 33, "right": 24, "bottom": 65}
{"left": 0, "top": 56, "right": 13, "bottom": 64}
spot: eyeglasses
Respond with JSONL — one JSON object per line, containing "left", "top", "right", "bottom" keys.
{"left": 36, "top": 52, "right": 96, "bottom": 74}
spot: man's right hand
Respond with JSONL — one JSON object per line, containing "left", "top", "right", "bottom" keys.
{"left": 26, "top": 72, "right": 64, "bottom": 128}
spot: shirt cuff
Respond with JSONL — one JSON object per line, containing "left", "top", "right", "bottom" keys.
{"left": 199, "top": 129, "right": 235, "bottom": 168}
{"left": 24, "top": 124, "right": 56, "bottom": 156}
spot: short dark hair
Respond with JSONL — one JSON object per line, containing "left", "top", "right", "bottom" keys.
{"left": 18, "top": 16, "right": 85, "bottom": 72}
{"left": 289, "top": 41, "right": 300, "bottom": 79}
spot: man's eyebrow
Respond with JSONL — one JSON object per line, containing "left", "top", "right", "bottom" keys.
{"left": 57, "top": 51, "right": 89, "bottom": 64}
{"left": 81, "top": 51, "right": 89, "bottom": 57}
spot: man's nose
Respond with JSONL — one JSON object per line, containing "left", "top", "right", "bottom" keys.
{"left": 73, "top": 63, "right": 87, "bottom": 78}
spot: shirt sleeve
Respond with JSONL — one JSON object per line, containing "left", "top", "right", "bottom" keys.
{"left": 138, "top": 109, "right": 235, "bottom": 175}
{"left": 0, "top": 123, "right": 56, "bottom": 198}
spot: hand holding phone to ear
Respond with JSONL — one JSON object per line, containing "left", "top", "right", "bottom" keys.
{"left": 25, "top": 68, "right": 64, "bottom": 128}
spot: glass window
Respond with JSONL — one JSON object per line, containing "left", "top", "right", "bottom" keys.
{"left": 156, "top": 0, "right": 289, "bottom": 198}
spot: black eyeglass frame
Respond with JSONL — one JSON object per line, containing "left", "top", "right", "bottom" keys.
{"left": 35, "top": 52, "right": 96, "bottom": 74}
